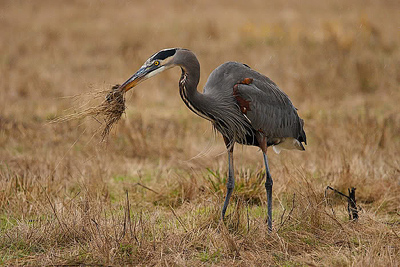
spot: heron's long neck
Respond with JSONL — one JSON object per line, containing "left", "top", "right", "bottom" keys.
{"left": 178, "top": 55, "right": 215, "bottom": 122}
{"left": 176, "top": 50, "right": 251, "bottom": 142}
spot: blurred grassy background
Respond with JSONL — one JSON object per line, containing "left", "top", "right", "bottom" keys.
{"left": 1, "top": 0, "right": 399, "bottom": 265}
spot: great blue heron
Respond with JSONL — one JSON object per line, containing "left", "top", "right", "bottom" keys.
{"left": 117, "top": 48, "right": 306, "bottom": 231}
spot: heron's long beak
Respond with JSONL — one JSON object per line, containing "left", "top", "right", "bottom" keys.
{"left": 118, "top": 66, "right": 150, "bottom": 92}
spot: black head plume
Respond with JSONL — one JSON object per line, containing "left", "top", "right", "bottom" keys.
{"left": 150, "top": 48, "right": 177, "bottom": 61}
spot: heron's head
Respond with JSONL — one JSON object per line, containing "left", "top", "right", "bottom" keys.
{"left": 118, "top": 48, "right": 181, "bottom": 92}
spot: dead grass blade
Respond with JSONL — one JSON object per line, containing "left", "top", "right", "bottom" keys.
{"left": 51, "top": 85, "right": 126, "bottom": 141}
{"left": 169, "top": 205, "right": 188, "bottom": 232}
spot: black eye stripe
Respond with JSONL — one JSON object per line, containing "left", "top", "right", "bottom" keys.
{"left": 151, "top": 49, "right": 176, "bottom": 61}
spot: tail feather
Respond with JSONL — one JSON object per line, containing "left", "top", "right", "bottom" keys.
{"left": 299, "top": 118, "right": 307, "bottom": 145}
{"left": 272, "top": 137, "right": 305, "bottom": 154}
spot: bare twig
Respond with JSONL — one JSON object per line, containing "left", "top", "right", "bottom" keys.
{"left": 41, "top": 185, "right": 78, "bottom": 240}
{"left": 133, "top": 182, "right": 159, "bottom": 194}
{"left": 279, "top": 209, "right": 287, "bottom": 226}
{"left": 218, "top": 221, "right": 240, "bottom": 257}
{"left": 246, "top": 201, "right": 250, "bottom": 233}
{"left": 120, "top": 191, "right": 128, "bottom": 241}
{"left": 325, "top": 186, "right": 336, "bottom": 216}
{"left": 126, "top": 191, "right": 134, "bottom": 239}
{"left": 109, "top": 206, "right": 118, "bottom": 243}
{"left": 91, "top": 218, "right": 100, "bottom": 232}
{"left": 278, "top": 193, "right": 296, "bottom": 232}
{"left": 45, "top": 194, "right": 64, "bottom": 230}
{"left": 326, "top": 186, "right": 349, "bottom": 199}
{"left": 348, "top": 187, "right": 358, "bottom": 220}
{"left": 169, "top": 205, "right": 188, "bottom": 232}
{"left": 325, "top": 186, "right": 358, "bottom": 221}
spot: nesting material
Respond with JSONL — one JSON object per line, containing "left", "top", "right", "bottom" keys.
{"left": 53, "top": 84, "right": 126, "bottom": 141}
{"left": 101, "top": 84, "right": 127, "bottom": 139}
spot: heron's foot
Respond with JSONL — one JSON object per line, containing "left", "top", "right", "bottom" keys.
{"left": 221, "top": 186, "right": 234, "bottom": 221}
{"left": 221, "top": 211, "right": 226, "bottom": 221}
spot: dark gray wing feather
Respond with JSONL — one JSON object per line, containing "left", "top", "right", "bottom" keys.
{"left": 236, "top": 82, "right": 306, "bottom": 144}
{"left": 203, "top": 61, "right": 306, "bottom": 145}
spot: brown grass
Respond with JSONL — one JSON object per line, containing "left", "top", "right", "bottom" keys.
{"left": 1, "top": 0, "right": 400, "bottom": 265}
{"left": 53, "top": 84, "right": 126, "bottom": 140}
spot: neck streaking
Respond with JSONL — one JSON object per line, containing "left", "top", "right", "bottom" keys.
{"left": 179, "top": 69, "right": 215, "bottom": 122}
{"left": 174, "top": 49, "right": 251, "bottom": 143}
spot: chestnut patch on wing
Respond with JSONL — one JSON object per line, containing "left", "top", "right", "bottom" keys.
{"left": 241, "top": 78, "right": 253, "bottom": 85}
{"left": 233, "top": 78, "right": 253, "bottom": 115}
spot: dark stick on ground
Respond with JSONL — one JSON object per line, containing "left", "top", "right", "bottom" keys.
{"left": 347, "top": 187, "right": 358, "bottom": 220}
{"left": 326, "top": 186, "right": 358, "bottom": 221}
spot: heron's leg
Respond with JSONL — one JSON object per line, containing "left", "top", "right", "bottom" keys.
{"left": 221, "top": 138, "right": 235, "bottom": 219}
{"left": 263, "top": 152, "right": 273, "bottom": 232}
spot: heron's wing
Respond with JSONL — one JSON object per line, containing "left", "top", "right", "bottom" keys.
{"left": 235, "top": 82, "right": 306, "bottom": 144}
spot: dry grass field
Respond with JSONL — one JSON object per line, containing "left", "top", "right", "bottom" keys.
{"left": 1, "top": 0, "right": 400, "bottom": 265}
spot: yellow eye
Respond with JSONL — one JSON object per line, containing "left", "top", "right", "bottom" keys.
{"left": 154, "top": 61, "right": 160, "bottom": 66}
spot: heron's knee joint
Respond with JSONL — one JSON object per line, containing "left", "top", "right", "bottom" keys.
{"left": 265, "top": 180, "right": 273, "bottom": 188}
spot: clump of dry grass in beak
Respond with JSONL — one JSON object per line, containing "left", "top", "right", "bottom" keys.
{"left": 102, "top": 48, "right": 176, "bottom": 133}
{"left": 104, "top": 53, "right": 173, "bottom": 133}
{"left": 52, "top": 85, "right": 127, "bottom": 140}
{"left": 54, "top": 50, "right": 175, "bottom": 140}
{"left": 104, "top": 56, "right": 173, "bottom": 136}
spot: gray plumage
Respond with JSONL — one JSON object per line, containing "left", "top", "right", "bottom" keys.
{"left": 118, "top": 48, "right": 307, "bottom": 232}
{"left": 203, "top": 61, "right": 306, "bottom": 147}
